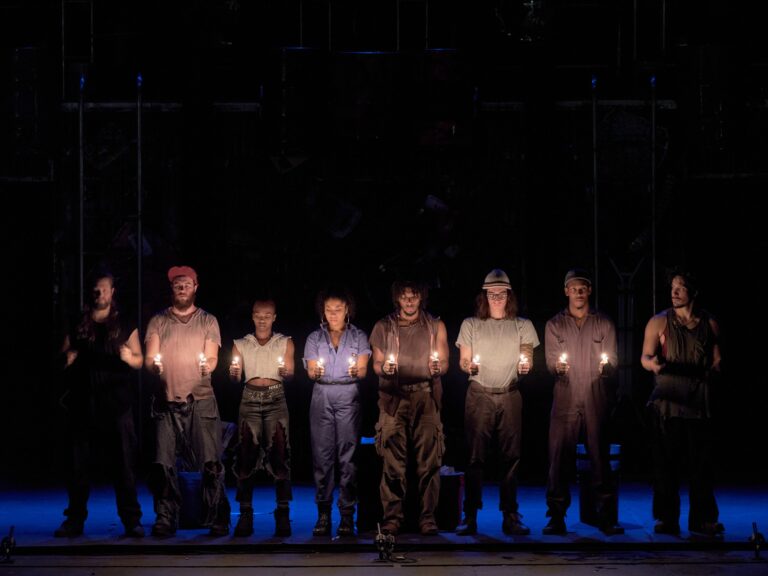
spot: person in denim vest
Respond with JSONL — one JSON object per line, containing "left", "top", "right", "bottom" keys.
{"left": 304, "top": 287, "right": 370, "bottom": 537}
{"left": 229, "top": 299, "right": 294, "bottom": 538}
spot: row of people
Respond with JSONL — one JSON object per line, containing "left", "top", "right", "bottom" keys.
{"left": 55, "top": 264, "right": 723, "bottom": 539}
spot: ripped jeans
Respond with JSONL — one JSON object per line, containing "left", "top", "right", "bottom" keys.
{"left": 235, "top": 384, "right": 292, "bottom": 505}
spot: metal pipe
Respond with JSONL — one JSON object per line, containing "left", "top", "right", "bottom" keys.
{"left": 592, "top": 74, "right": 599, "bottom": 308}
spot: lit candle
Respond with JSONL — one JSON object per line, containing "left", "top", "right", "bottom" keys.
{"left": 317, "top": 357, "right": 325, "bottom": 368}
{"left": 153, "top": 354, "right": 162, "bottom": 364}
{"left": 430, "top": 351, "right": 439, "bottom": 362}
{"left": 600, "top": 352, "right": 609, "bottom": 365}
{"left": 519, "top": 353, "right": 528, "bottom": 364}
{"left": 232, "top": 356, "right": 240, "bottom": 366}
{"left": 559, "top": 353, "right": 568, "bottom": 364}
{"left": 198, "top": 353, "right": 206, "bottom": 365}
{"left": 472, "top": 354, "right": 481, "bottom": 364}
{"left": 277, "top": 355, "right": 285, "bottom": 367}
{"left": 388, "top": 354, "right": 395, "bottom": 364}
{"left": 348, "top": 356, "right": 356, "bottom": 367}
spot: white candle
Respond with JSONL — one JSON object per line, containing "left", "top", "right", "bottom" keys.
{"left": 430, "top": 351, "right": 439, "bottom": 362}
{"left": 348, "top": 356, "right": 356, "bottom": 367}
{"left": 232, "top": 356, "right": 240, "bottom": 366}
{"left": 153, "top": 354, "right": 162, "bottom": 363}
{"left": 317, "top": 357, "right": 325, "bottom": 368}
{"left": 198, "top": 353, "right": 206, "bottom": 364}
{"left": 472, "top": 354, "right": 481, "bottom": 364}
{"left": 519, "top": 354, "right": 528, "bottom": 363}
{"left": 277, "top": 355, "right": 285, "bottom": 367}
{"left": 600, "top": 353, "right": 608, "bottom": 364}
{"left": 559, "top": 353, "right": 568, "bottom": 364}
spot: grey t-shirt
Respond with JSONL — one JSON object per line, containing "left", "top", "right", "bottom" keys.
{"left": 456, "top": 316, "right": 540, "bottom": 389}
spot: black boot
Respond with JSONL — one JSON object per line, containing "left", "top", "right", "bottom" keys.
{"left": 234, "top": 506, "right": 253, "bottom": 537}
{"left": 337, "top": 513, "right": 355, "bottom": 537}
{"left": 456, "top": 510, "right": 478, "bottom": 535}
{"left": 274, "top": 506, "right": 291, "bottom": 537}
{"left": 502, "top": 512, "right": 530, "bottom": 535}
{"left": 313, "top": 506, "right": 331, "bottom": 537}
{"left": 54, "top": 518, "right": 84, "bottom": 538}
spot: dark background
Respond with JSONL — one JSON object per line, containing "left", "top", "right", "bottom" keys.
{"left": 2, "top": 0, "right": 766, "bottom": 486}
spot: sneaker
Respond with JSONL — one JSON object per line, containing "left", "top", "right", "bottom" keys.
{"left": 234, "top": 510, "right": 253, "bottom": 537}
{"left": 54, "top": 519, "right": 84, "bottom": 538}
{"left": 542, "top": 516, "right": 567, "bottom": 535}
{"left": 502, "top": 512, "right": 530, "bottom": 536}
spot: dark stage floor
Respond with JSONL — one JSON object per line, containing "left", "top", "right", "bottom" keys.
{"left": 1, "top": 482, "right": 767, "bottom": 574}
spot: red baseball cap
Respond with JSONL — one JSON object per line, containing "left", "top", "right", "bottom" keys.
{"left": 167, "top": 265, "right": 198, "bottom": 284}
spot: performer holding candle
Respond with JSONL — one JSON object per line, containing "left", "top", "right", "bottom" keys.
{"left": 455, "top": 269, "right": 540, "bottom": 536}
{"left": 304, "top": 287, "right": 370, "bottom": 537}
{"left": 369, "top": 280, "right": 449, "bottom": 536}
{"left": 145, "top": 266, "right": 230, "bottom": 537}
{"left": 229, "top": 298, "right": 294, "bottom": 538}
{"left": 543, "top": 268, "right": 622, "bottom": 535}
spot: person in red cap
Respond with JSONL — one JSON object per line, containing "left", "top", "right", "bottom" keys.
{"left": 144, "top": 265, "right": 230, "bottom": 537}
{"left": 542, "top": 268, "right": 623, "bottom": 536}
{"left": 454, "top": 269, "right": 539, "bottom": 536}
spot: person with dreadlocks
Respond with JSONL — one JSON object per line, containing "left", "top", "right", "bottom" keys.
{"left": 55, "top": 272, "right": 145, "bottom": 538}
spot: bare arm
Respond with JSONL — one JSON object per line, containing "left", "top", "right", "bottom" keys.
{"left": 372, "top": 345, "right": 390, "bottom": 377}
{"left": 458, "top": 343, "right": 475, "bottom": 375}
{"left": 145, "top": 333, "right": 161, "bottom": 372}
{"left": 640, "top": 315, "right": 665, "bottom": 374}
{"left": 709, "top": 317, "right": 722, "bottom": 373}
{"left": 431, "top": 320, "right": 450, "bottom": 376}
{"left": 229, "top": 343, "right": 243, "bottom": 382}
{"left": 281, "top": 338, "right": 295, "bottom": 380}
{"left": 61, "top": 334, "right": 78, "bottom": 369}
{"left": 119, "top": 328, "right": 144, "bottom": 370}
{"left": 352, "top": 353, "right": 370, "bottom": 379}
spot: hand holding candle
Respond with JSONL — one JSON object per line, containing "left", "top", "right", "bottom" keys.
{"left": 153, "top": 353, "right": 163, "bottom": 375}
{"left": 347, "top": 353, "right": 358, "bottom": 378}
{"left": 384, "top": 353, "right": 397, "bottom": 375}
{"left": 518, "top": 352, "right": 531, "bottom": 375}
{"left": 599, "top": 352, "right": 609, "bottom": 375}
{"left": 198, "top": 353, "right": 210, "bottom": 376}
{"left": 429, "top": 351, "right": 440, "bottom": 376}
{"left": 557, "top": 352, "right": 569, "bottom": 375}
{"left": 229, "top": 355, "right": 242, "bottom": 379}
{"left": 315, "top": 357, "right": 325, "bottom": 380}
{"left": 469, "top": 354, "right": 480, "bottom": 376}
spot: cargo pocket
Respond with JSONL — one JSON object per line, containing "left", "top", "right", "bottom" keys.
{"left": 435, "top": 421, "right": 445, "bottom": 461}
{"left": 374, "top": 421, "right": 384, "bottom": 457}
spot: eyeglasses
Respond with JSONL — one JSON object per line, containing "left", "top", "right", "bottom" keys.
{"left": 486, "top": 291, "right": 508, "bottom": 301}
